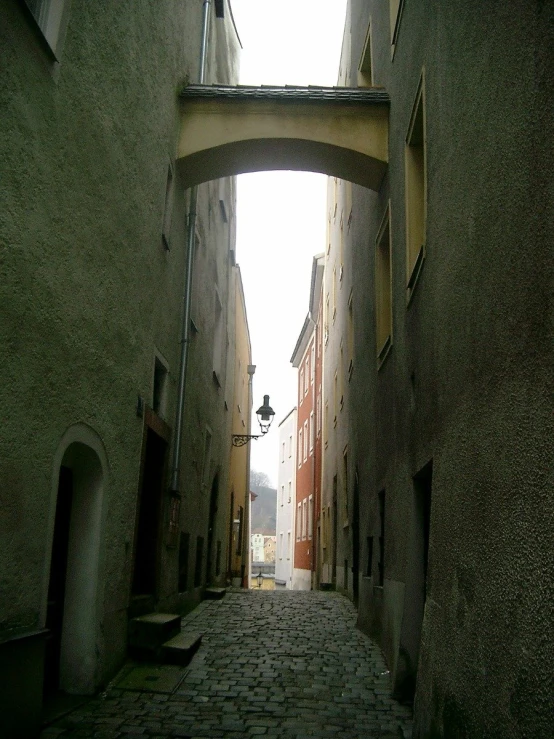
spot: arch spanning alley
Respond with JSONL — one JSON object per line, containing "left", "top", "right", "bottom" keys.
{"left": 178, "top": 85, "right": 390, "bottom": 191}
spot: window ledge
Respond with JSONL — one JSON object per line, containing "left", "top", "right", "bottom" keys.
{"left": 406, "top": 245, "right": 425, "bottom": 306}
{"left": 377, "top": 335, "right": 393, "bottom": 370}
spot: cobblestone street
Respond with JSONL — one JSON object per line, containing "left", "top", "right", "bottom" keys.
{"left": 41, "top": 590, "right": 412, "bottom": 739}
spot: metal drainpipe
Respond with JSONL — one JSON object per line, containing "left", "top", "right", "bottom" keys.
{"left": 170, "top": 0, "right": 212, "bottom": 494}
{"left": 243, "top": 365, "right": 256, "bottom": 588}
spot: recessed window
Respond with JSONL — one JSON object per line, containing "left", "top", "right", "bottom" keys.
{"left": 153, "top": 356, "right": 168, "bottom": 418}
{"left": 358, "top": 21, "right": 373, "bottom": 86}
{"left": 162, "top": 163, "right": 174, "bottom": 250}
{"left": 298, "top": 428, "right": 303, "bottom": 468}
{"left": 212, "top": 290, "right": 224, "bottom": 383}
{"left": 202, "top": 428, "right": 212, "bottom": 487}
{"left": 25, "top": 0, "right": 68, "bottom": 57}
{"left": 390, "top": 0, "right": 405, "bottom": 54}
{"left": 347, "top": 291, "right": 354, "bottom": 378}
{"left": 375, "top": 207, "right": 393, "bottom": 363}
{"left": 405, "top": 75, "right": 427, "bottom": 299}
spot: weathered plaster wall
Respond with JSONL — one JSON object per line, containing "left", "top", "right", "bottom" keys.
{"left": 0, "top": 0, "right": 240, "bottom": 713}
{"left": 346, "top": 0, "right": 553, "bottom": 736}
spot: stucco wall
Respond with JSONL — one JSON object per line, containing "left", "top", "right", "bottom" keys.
{"left": 0, "top": 0, "right": 240, "bottom": 717}
{"left": 344, "top": 0, "right": 553, "bottom": 736}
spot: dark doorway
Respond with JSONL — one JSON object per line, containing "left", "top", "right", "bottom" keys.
{"left": 44, "top": 466, "right": 73, "bottom": 696}
{"left": 396, "top": 460, "right": 433, "bottom": 702}
{"left": 132, "top": 429, "right": 167, "bottom": 596}
{"left": 378, "top": 489, "right": 385, "bottom": 586}
{"left": 352, "top": 470, "right": 360, "bottom": 605}
{"left": 206, "top": 475, "right": 219, "bottom": 584}
{"left": 332, "top": 476, "right": 338, "bottom": 586}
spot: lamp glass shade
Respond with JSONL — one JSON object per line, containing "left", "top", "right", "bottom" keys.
{"left": 256, "top": 394, "right": 275, "bottom": 433}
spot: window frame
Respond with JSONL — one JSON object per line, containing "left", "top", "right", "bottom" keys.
{"left": 405, "top": 72, "right": 427, "bottom": 303}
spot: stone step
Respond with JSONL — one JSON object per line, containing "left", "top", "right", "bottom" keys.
{"left": 161, "top": 632, "right": 202, "bottom": 666}
{"left": 204, "top": 587, "right": 226, "bottom": 600}
{"left": 128, "top": 613, "right": 181, "bottom": 652}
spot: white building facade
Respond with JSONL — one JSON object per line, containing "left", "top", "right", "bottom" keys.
{"left": 251, "top": 533, "right": 265, "bottom": 562}
{"left": 275, "top": 408, "right": 297, "bottom": 589}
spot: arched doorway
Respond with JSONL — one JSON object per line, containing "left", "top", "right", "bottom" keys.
{"left": 45, "top": 426, "right": 107, "bottom": 696}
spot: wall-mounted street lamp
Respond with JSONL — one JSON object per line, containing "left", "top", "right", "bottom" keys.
{"left": 256, "top": 572, "right": 263, "bottom": 589}
{"left": 232, "top": 395, "right": 275, "bottom": 447}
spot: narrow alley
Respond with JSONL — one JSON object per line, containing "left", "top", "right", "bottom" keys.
{"left": 41, "top": 591, "right": 412, "bottom": 739}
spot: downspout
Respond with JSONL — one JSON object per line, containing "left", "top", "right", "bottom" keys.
{"left": 243, "top": 365, "right": 256, "bottom": 588}
{"left": 170, "top": 0, "right": 212, "bottom": 494}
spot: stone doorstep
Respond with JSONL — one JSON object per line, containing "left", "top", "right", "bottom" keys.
{"left": 162, "top": 632, "right": 203, "bottom": 666}
{"left": 128, "top": 613, "right": 181, "bottom": 650}
{"left": 203, "top": 587, "right": 227, "bottom": 600}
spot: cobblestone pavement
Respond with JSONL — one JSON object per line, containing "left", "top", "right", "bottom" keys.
{"left": 41, "top": 590, "right": 413, "bottom": 739}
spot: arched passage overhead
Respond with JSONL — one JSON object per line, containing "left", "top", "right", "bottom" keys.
{"left": 178, "top": 85, "right": 390, "bottom": 190}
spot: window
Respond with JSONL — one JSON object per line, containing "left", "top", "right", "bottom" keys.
{"left": 153, "top": 355, "right": 168, "bottom": 418}
{"left": 366, "top": 536, "right": 374, "bottom": 578}
{"left": 358, "top": 21, "right": 373, "bottom": 86}
{"left": 406, "top": 74, "right": 427, "bottom": 299}
{"left": 333, "top": 372, "right": 338, "bottom": 426}
{"left": 212, "top": 290, "right": 224, "bottom": 383}
{"left": 302, "top": 499, "right": 308, "bottom": 540}
{"left": 281, "top": 442, "right": 285, "bottom": 463}
{"left": 332, "top": 267, "right": 337, "bottom": 320}
{"left": 25, "top": 0, "right": 68, "bottom": 57}
{"left": 347, "top": 291, "right": 354, "bottom": 378}
{"left": 316, "top": 391, "right": 322, "bottom": 436}
{"left": 287, "top": 531, "right": 291, "bottom": 559}
{"left": 305, "top": 357, "right": 310, "bottom": 395}
{"left": 339, "top": 211, "right": 344, "bottom": 279}
{"left": 376, "top": 207, "right": 393, "bottom": 362}
{"left": 299, "top": 369, "right": 304, "bottom": 403}
{"left": 309, "top": 411, "right": 315, "bottom": 452}
{"left": 298, "top": 428, "right": 302, "bottom": 468}
{"left": 343, "top": 447, "right": 349, "bottom": 518}
{"left": 288, "top": 480, "right": 292, "bottom": 503}
{"left": 296, "top": 503, "right": 302, "bottom": 541}
{"left": 346, "top": 182, "right": 353, "bottom": 229}
{"left": 162, "top": 163, "right": 174, "bottom": 249}
{"left": 236, "top": 507, "right": 244, "bottom": 555}
{"left": 339, "top": 344, "right": 344, "bottom": 411}
{"left": 303, "top": 420, "right": 308, "bottom": 462}
{"left": 281, "top": 485, "right": 285, "bottom": 507}
{"left": 324, "top": 401, "right": 329, "bottom": 447}
{"left": 311, "top": 344, "right": 315, "bottom": 385}
{"left": 308, "top": 495, "right": 313, "bottom": 539}
{"left": 289, "top": 434, "right": 293, "bottom": 457}
{"left": 390, "top": 0, "right": 405, "bottom": 52}
{"left": 279, "top": 533, "right": 283, "bottom": 560}
{"left": 202, "top": 428, "right": 212, "bottom": 486}
{"left": 378, "top": 490, "right": 386, "bottom": 586}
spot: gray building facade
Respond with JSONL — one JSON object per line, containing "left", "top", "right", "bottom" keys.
{"left": 325, "top": 1, "right": 553, "bottom": 737}
{"left": 0, "top": 1, "right": 241, "bottom": 735}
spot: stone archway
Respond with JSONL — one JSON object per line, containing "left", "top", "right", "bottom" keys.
{"left": 178, "top": 85, "right": 390, "bottom": 190}
{"left": 45, "top": 424, "right": 108, "bottom": 696}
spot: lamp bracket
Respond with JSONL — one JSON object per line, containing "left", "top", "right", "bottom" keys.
{"left": 232, "top": 433, "right": 263, "bottom": 447}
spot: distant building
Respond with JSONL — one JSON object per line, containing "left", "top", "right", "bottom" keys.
{"left": 251, "top": 533, "right": 265, "bottom": 562}
{"left": 290, "top": 255, "right": 324, "bottom": 591}
{"left": 264, "top": 535, "right": 276, "bottom": 563}
{"left": 275, "top": 407, "right": 297, "bottom": 588}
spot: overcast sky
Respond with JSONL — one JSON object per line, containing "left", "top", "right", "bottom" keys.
{"left": 230, "top": 1, "right": 347, "bottom": 487}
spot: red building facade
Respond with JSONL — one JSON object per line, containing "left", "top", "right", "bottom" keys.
{"left": 290, "top": 255, "right": 324, "bottom": 590}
